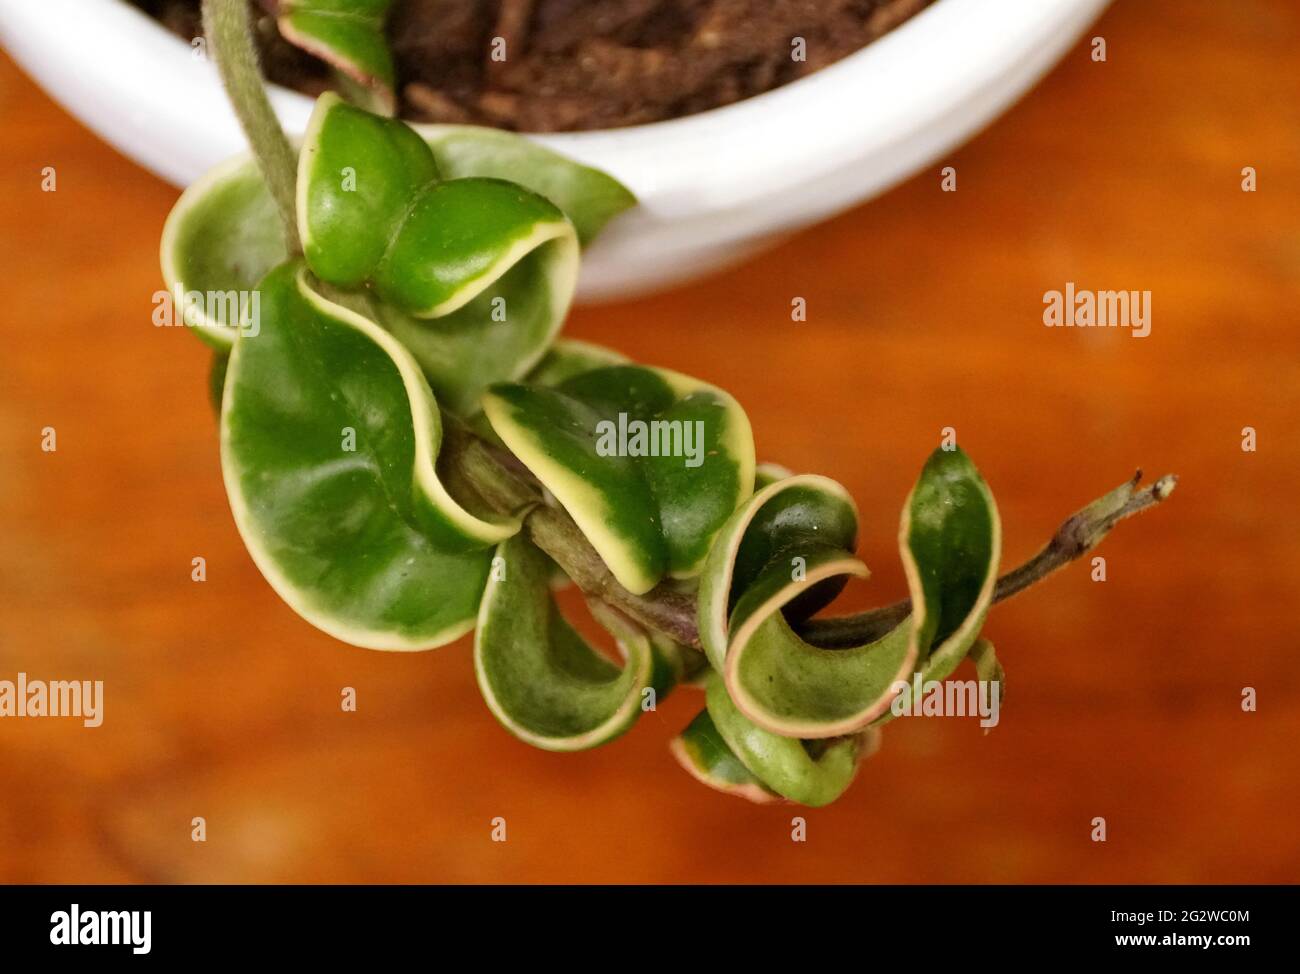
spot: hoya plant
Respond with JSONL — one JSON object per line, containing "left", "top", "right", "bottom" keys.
{"left": 169, "top": 0, "right": 1176, "bottom": 806}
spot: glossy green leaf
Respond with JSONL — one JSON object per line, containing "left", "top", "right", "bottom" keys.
{"left": 697, "top": 473, "right": 858, "bottom": 672}
{"left": 276, "top": 0, "right": 396, "bottom": 115}
{"left": 374, "top": 238, "right": 572, "bottom": 416}
{"left": 462, "top": 339, "right": 628, "bottom": 447}
{"left": 160, "top": 100, "right": 634, "bottom": 353}
{"left": 159, "top": 153, "right": 287, "bottom": 349}
{"left": 221, "top": 260, "right": 517, "bottom": 650}
{"left": 475, "top": 534, "right": 652, "bottom": 751}
{"left": 295, "top": 92, "right": 438, "bottom": 286}
{"left": 299, "top": 93, "right": 579, "bottom": 319}
{"left": 424, "top": 127, "right": 637, "bottom": 246}
{"left": 482, "top": 363, "right": 757, "bottom": 595}
{"left": 699, "top": 448, "right": 1001, "bottom": 739}
{"left": 669, "top": 707, "right": 779, "bottom": 804}
{"left": 704, "top": 676, "right": 872, "bottom": 807}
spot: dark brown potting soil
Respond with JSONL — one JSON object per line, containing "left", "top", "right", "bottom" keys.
{"left": 132, "top": 0, "right": 934, "bottom": 131}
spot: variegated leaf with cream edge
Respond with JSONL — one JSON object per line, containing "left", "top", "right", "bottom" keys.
{"left": 670, "top": 704, "right": 780, "bottom": 805}
{"left": 702, "top": 674, "right": 876, "bottom": 808}
{"left": 298, "top": 92, "right": 578, "bottom": 320}
{"left": 274, "top": 0, "right": 396, "bottom": 115}
{"left": 159, "top": 152, "right": 286, "bottom": 350}
{"left": 671, "top": 473, "right": 864, "bottom": 805}
{"left": 475, "top": 533, "right": 653, "bottom": 751}
{"left": 697, "top": 447, "right": 1001, "bottom": 740}
{"left": 463, "top": 339, "right": 632, "bottom": 462}
{"left": 697, "top": 472, "right": 860, "bottom": 673}
{"left": 159, "top": 92, "right": 634, "bottom": 408}
{"left": 221, "top": 259, "right": 519, "bottom": 650}
{"left": 482, "top": 362, "right": 757, "bottom": 597}
{"left": 425, "top": 126, "right": 636, "bottom": 247}
{"left": 372, "top": 243, "right": 573, "bottom": 416}
{"left": 526, "top": 338, "right": 629, "bottom": 386}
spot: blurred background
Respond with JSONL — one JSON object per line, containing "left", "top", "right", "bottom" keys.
{"left": 1, "top": 0, "right": 1298, "bottom": 883}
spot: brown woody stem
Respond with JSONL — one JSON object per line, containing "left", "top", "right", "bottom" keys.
{"left": 800, "top": 471, "right": 1179, "bottom": 648}
{"left": 443, "top": 423, "right": 703, "bottom": 647}
{"left": 446, "top": 419, "right": 1177, "bottom": 651}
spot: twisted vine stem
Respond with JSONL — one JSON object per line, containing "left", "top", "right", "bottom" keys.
{"left": 202, "top": 0, "right": 1177, "bottom": 653}
{"left": 800, "top": 470, "right": 1179, "bottom": 648}
{"left": 449, "top": 424, "right": 1177, "bottom": 650}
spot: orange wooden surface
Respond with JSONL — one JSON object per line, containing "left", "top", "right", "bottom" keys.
{"left": 2, "top": 0, "right": 1298, "bottom": 883}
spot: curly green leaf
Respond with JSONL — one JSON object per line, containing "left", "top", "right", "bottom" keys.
{"left": 483, "top": 363, "right": 756, "bottom": 595}
{"left": 704, "top": 676, "right": 872, "bottom": 807}
{"left": 475, "top": 534, "right": 652, "bottom": 751}
{"left": 669, "top": 707, "right": 779, "bottom": 804}
{"left": 700, "top": 449, "right": 1001, "bottom": 739}
{"left": 221, "top": 260, "right": 516, "bottom": 649}
{"left": 299, "top": 93, "right": 578, "bottom": 320}
{"left": 160, "top": 95, "right": 634, "bottom": 356}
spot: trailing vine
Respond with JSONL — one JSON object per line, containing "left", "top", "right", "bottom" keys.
{"left": 174, "top": 0, "right": 1176, "bottom": 806}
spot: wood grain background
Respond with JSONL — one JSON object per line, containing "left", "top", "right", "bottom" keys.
{"left": 1, "top": 0, "right": 1297, "bottom": 883}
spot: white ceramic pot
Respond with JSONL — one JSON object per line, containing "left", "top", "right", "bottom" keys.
{"left": 0, "top": 0, "right": 1109, "bottom": 300}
